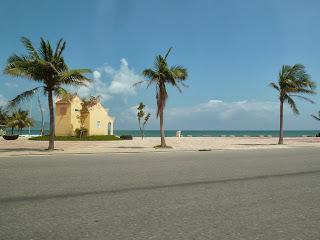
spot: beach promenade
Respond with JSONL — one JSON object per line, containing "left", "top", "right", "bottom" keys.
{"left": 1, "top": 148, "right": 319, "bottom": 239}
{"left": 0, "top": 136, "right": 320, "bottom": 157}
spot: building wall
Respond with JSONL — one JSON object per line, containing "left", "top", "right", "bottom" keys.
{"left": 55, "top": 97, "right": 114, "bottom": 136}
{"left": 88, "top": 103, "right": 110, "bottom": 136}
{"left": 55, "top": 102, "right": 72, "bottom": 136}
{"left": 69, "top": 97, "right": 82, "bottom": 135}
{"left": 55, "top": 97, "right": 82, "bottom": 136}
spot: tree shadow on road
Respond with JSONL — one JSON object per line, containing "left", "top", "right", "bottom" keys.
{"left": 0, "top": 148, "right": 49, "bottom": 152}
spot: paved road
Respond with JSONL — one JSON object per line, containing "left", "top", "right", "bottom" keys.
{"left": 0, "top": 148, "right": 319, "bottom": 240}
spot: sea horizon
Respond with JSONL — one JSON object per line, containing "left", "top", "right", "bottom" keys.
{"left": 8, "top": 129, "right": 320, "bottom": 137}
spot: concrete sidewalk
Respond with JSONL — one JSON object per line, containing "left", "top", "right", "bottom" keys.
{"left": 1, "top": 137, "right": 320, "bottom": 157}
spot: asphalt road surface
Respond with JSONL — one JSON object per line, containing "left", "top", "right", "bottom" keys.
{"left": 0, "top": 148, "right": 320, "bottom": 240}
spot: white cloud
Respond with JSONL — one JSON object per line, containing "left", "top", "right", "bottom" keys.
{"left": 107, "top": 59, "right": 141, "bottom": 95}
{"left": 76, "top": 73, "right": 112, "bottom": 100}
{"left": 117, "top": 99, "right": 282, "bottom": 130}
{"left": 93, "top": 70, "right": 101, "bottom": 79}
{"left": 111, "top": 99, "right": 319, "bottom": 130}
{"left": 167, "top": 99, "right": 278, "bottom": 120}
{"left": 74, "top": 58, "right": 143, "bottom": 100}
{"left": 163, "top": 99, "right": 282, "bottom": 129}
{"left": 0, "top": 94, "right": 7, "bottom": 107}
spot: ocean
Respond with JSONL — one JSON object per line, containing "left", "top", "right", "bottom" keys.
{"left": 114, "top": 130, "right": 319, "bottom": 137}
{"left": 7, "top": 129, "right": 320, "bottom": 137}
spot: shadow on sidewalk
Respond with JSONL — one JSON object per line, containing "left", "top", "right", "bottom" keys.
{"left": 235, "top": 144, "right": 278, "bottom": 146}
{"left": 0, "top": 148, "right": 48, "bottom": 152}
{"left": 114, "top": 146, "right": 148, "bottom": 149}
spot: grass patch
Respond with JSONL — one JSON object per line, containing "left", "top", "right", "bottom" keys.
{"left": 29, "top": 135, "right": 122, "bottom": 141}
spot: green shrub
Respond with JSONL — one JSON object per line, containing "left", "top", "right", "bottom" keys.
{"left": 75, "top": 127, "right": 88, "bottom": 138}
{"left": 29, "top": 135, "right": 122, "bottom": 141}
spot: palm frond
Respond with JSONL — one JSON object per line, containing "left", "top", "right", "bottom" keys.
{"left": 286, "top": 95, "right": 299, "bottom": 115}
{"left": 179, "top": 81, "right": 189, "bottom": 88}
{"left": 143, "top": 69, "right": 160, "bottom": 88}
{"left": 269, "top": 82, "right": 280, "bottom": 92}
{"left": 154, "top": 55, "right": 164, "bottom": 71}
{"left": 133, "top": 80, "right": 147, "bottom": 87}
{"left": 143, "top": 113, "right": 151, "bottom": 125}
{"left": 54, "top": 39, "right": 66, "bottom": 58}
{"left": 39, "top": 37, "right": 53, "bottom": 61}
{"left": 53, "top": 87, "right": 69, "bottom": 98}
{"left": 58, "top": 69, "right": 92, "bottom": 85}
{"left": 21, "top": 37, "right": 39, "bottom": 59}
{"left": 170, "top": 65, "right": 188, "bottom": 80}
{"left": 143, "top": 68, "right": 158, "bottom": 79}
{"left": 164, "top": 47, "right": 172, "bottom": 60}
{"left": 311, "top": 111, "right": 320, "bottom": 121}
{"left": 291, "top": 87, "right": 316, "bottom": 95}
{"left": 147, "top": 78, "right": 159, "bottom": 88}
{"left": 46, "top": 40, "right": 53, "bottom": 61}
{"left": 289, "top": 94, "right": 315, "bottom": 104}
{"left": 169, "top": 66, "right": 188, "bottom": 90}
{"left": 5, "top": 56, "right": 53, "bottom": 82}
{"left": 173, "top": 83, "right": 182, "bottom": 93}
{"left": 9, "top": 86, "right": 43, "bottom": 107}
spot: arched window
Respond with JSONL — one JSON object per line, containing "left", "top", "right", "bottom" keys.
{"left": 107, "top": 122, "right": 112, "bottom": 135}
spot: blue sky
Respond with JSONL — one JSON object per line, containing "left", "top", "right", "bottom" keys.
{"left": 0, "top": 0, "right": 320, "bottom": 130}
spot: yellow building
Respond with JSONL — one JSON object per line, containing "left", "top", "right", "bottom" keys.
{"left": 55, "top": 95, "right": 114, "bottom": 136}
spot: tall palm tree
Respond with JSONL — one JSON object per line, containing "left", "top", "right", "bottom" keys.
{"left": 4, "top": 37, "right": 91, "bottom": 150}
{"left": 140, "top": 48, "right": 188, "bottom": 147}
{"left": 270, "top": 64, "right": 316, "bottom": 144}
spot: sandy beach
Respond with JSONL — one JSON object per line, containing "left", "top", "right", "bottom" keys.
{"left": 0, "top": 136, "right": 320, "bottom": 157}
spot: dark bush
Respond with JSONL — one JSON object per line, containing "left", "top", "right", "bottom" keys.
{"left": 75, "top": 128, "right": 88, "bottom": 138}
{"left": 120, "top": 135, "right": 133, "bottom": 140}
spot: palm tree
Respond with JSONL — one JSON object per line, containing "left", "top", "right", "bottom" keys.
{"left": 311, "top": 111, "right": 320, "bottom": 121}
{"left": 4, "top": 37, "right": 91, "bottom": 150}
{"left": 139, "top": 48, "right": 188, "bottom": 147}
{"left": 6, "top": 117, "right": 17, "bottom": 135}
{"left": 137, "top": 102, "right": 151, "bottom": 139}
{"left": 17, "top": 109, "right": 34, "bottom": 134}
{"left": 270, "top": 64, "right": 316, "bottom": 144}
{"left": 0, "top": 107, "right": 9, "bottom": 125}
{"left": 7, "top": 109, "right": 34, "bottom": 135}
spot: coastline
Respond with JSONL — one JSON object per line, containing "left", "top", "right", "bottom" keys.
{"left": 1, "top": 136, "right": 319, "bottom": 157}
{"left": 4, "top": 129, "right": 320, "bottom": 138}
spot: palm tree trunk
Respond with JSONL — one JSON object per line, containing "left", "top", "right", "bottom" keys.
{"left": 138, "top": 119, "right": 143, "bottom": 139}
{"left": 38, "top": 95, "right": 45, "bottom": 136}
{"left": 48, "top": 90, "right": 55, "bottom": 150}
{"left": 142, "top": 126, "right": 144, "bottom": 140}
{"left": 278, "top": 100, "right": 284, "bottom": 144}
{"left": 160, "top": 109, "right": 166, "bottom": 147}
